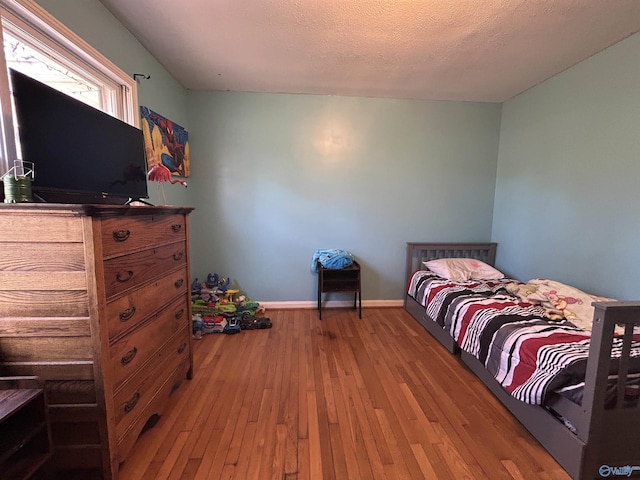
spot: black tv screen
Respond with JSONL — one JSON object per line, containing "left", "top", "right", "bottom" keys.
{"left": 9, "top": 69, "right": 148, "bottom": 203}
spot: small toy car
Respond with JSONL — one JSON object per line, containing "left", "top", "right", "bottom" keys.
{"left": 239, "top": 314, "right": 272, "bottom": 330}
{"left": 256, "top": 317, "right": 272, "bottom": 329}
{"left": 223, "top": 314, "right": 241, "bottom": 334}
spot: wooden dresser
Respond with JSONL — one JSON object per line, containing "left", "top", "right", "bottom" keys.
{"left": 0, "top": 204, "right": 194, "bottom": 479}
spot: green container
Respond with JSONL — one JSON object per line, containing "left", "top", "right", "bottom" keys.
{"left": 3, "top": 175, "right": 33, "bottom": 203}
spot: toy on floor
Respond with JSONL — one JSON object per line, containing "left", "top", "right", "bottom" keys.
{"left": 192, "top": 314, "right": 204, "bottom": 339}
{"left": 191, "top": 274, "right": 266, "bottom": 330}
{"left": 200, "top": 314, "right": 229, "bottom": 334}
{"left": 205, "top": 273, "right": 218, "bottom": 289}
{"left": 223, "top": 314, "right": 241, "bottom": 334}
{"left": 205, "top": 272, "right": 230, "bottom": 294}
{"left": 223, "top": 288, "right": 240, "bottom": 303}
{"left": 199, "top": 287, "right": 219, "bottom": 303}
{"left": 218, "top": 276, "right": 230, "bottom": 293}
{"left": 233, "top": 295, "right": 264, "bottom": 314}
{"left": 239, "top": 312, "right": 272, "bottom": 330}
{"left": 210, "top": 316, "right": 227, "bottom": 333}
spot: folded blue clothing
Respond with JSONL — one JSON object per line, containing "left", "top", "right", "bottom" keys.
{"left": 311, "top": 249, "right": 354, "bottom": 272}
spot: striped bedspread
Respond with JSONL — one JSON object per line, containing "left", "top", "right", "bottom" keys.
{"left": 408, "top": 270, "right": 514, "bottom": 326}
{"left": 408, "top": 270, "right": 640, "bottom": 405}
{"left": 451, "top": 297, "right": 640, "bottom": 404}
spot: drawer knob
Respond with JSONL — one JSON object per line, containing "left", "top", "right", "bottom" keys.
{"left": 177, "top": 342, "right": 187, "bottom": 354}
{"left": 119, "top": 306, "right": 136, "bottom": 322}
{"left": 171, "top": 224, "right": 182, "bottom": 233}
{"left": 116, "top": 270, "right": 134, "bottom": 283}
{"left": 174, "top": 278, "right": 184, "bottom": 289}
{"left": 121, "top": 347, "right": 138, "bottom": 365}
{"left": 123, "top": 392, "right": 140, "bottom": 413}
{"left": 112, "top": 229, "right": 131, "bottom": 242}
{"left": 173, "top": 252, "right": 184, "bottom": 261}
{"left": 175, "top": 308, "right": 185, "bottom": 320}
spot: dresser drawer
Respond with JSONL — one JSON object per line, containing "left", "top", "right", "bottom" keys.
{"left": 101, "top": 214, "right": 186, "bottom": 258}
{"left": 106, "top": 268, "right": 188, "bottom": 342}
{"left": 113, "top": 330, "right": 190, "bottom": 438}
{"left": 110, "top": 295, "right": 189, "bottom": 391}
{"left": 103, "top": 242, "right": 187, "bottom": 299}
{"left": 116, "top": 355, "right": 190, "bottom": 463}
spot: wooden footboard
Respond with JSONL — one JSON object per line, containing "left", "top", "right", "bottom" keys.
{"left": 404, "top": 242, "right": 497, "bottom": 352}
{"left": 461, "top": 301, "right": 640, "bottom": 480}
{"left": 579, "top": 302, "right": 640, "bottom": 478}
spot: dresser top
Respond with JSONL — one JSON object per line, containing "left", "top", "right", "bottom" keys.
{"left": 0, "top": 203, "right": 194, "bottom": 217}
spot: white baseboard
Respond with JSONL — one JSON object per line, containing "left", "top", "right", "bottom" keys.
{"left": 259, "top": 299, "right": 403, "bottom": 310}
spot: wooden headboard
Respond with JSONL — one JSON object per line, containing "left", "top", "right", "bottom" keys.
{"left": 404, "top": 242, "right": 497, "bottom": 286}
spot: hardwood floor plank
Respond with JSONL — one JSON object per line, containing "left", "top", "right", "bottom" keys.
{"left": 117, "top": 308, "right": 571, "bottom": 480}
{"left": 331, "top": 374, "right": 371, "bottom": 479}
{"left": 282, "top": 315, "right": 301, "bottom": 476}
{"left": 256, "top": 388, "right": 281, "bottom": 479}
{"left": 327, "top": 422, "right": 350, "bottom": 479}
{"left": 270, "top": 423, "right": 288, "bottom": 480}
{"left": 309, "top": 328, "right": 335, "bottom": 478}
{"left": 435, "top": 439, "right": 485, "bottom": 479}
{"left": 344, "top": 392, "right": 376, "bottom": 480}
{"left": 502, "top": 459, "right": 526, "bottom": 480}
{"left": 410, "top": 442, "right": 439, "bottom": 479}
{"left": 140, "top": 462, "right": 161, "bottom": 480}
{"left": 374, "top": 407, "right": 413, "bottom": 480}
{"left": 338, "top": 375, "right": 388, "bottom": 479}
{"left": 219, "top": 463, "right": 235, "bottom": 480}
{"left": 158, "top": 430, "right": 189, "bottom": 480}
{"left": 179, "top": 458, "right": 200, "bottom": 480}
{"left": 306, "top": 391, "right": 324, "bottom": 479}
{"left": 297, "top": 437, "right": 310, "bottom": 480}
{"left": 229, "top": 421, "right": 257, "bottom": 480}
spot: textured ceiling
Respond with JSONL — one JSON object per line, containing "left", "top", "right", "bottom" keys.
{"left": 98, "top": 0, "right": 640, "bottom": 102}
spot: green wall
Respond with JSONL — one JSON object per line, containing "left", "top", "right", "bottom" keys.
{"left": 492, "top": 32, "right": 640, "bottom": 299}
{"left": 186, "top": 92, "right": 501, "bottom": 301}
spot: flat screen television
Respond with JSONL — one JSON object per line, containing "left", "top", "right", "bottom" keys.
{"left": 9, "top": 69, "right": 148, "bottom": 204}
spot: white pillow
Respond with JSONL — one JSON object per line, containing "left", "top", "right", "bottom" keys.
{"left": 423, "top": 258, "right": 505, "bottom": 282}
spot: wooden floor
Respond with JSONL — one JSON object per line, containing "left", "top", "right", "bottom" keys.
{"left": 119, "top": 307, "right": 571, "bottom": 480}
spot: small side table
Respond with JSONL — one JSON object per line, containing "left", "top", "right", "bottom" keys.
{"left": 0, "top": 376, "right": 52, "bottom": 480}
{"left": 317, "top": 260, "right": 361, "bottom": 319}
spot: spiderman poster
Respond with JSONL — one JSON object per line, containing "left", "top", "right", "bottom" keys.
{"left": 140, "top": 106, "right": 190, "bottom": 178}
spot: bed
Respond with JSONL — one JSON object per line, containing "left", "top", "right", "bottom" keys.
{"left": 404, "top": 242, "right": 501, "bottom": 353}
{"left": 404, "top": 242, "right": 640, "bottom": 480}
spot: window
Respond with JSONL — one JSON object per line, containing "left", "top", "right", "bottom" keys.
{"left": 4, "top": 28, "right": 104, "bottom": 110}
{"left": 0, "top": 0, "right": 138, "bottom": 173}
